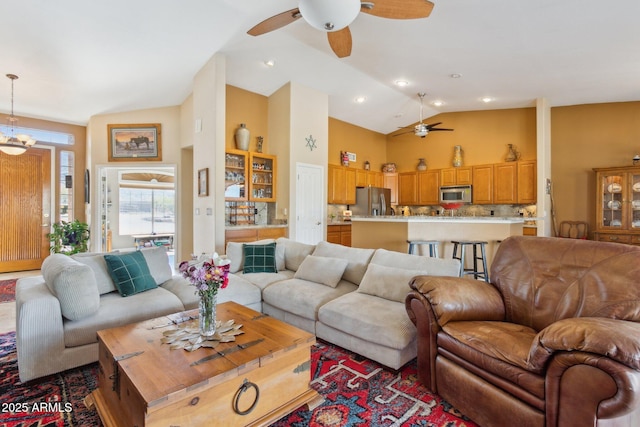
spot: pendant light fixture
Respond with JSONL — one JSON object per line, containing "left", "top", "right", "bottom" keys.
{"left": 0, "top": 74, "right": 36, "bottom": 155}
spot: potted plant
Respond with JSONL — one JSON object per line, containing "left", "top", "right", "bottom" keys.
{"left": 48, "top": 220, "right": 90, "bottom": 255}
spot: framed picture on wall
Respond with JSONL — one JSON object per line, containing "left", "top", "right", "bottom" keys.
{"left": 107, "top": 123, "right": 162, "bottom": 162}
{"left": 198, "top": 168, "right": 209, "bottom": 197}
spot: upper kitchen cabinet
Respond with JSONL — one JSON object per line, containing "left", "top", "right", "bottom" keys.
{"left": 328, "top": 165, "right": 356, "bottom": 204}
{"left": 249, "top": 153, "right": 276, "bottom": 202}
{"left": 593, "top": 166, "right": 640, "bottom": 245}
{"left": 417, "top": 170, "right": 440, "bottom": 205}
{"left": 225, "top": 149, "right": 248, "bottom": 200}
{"left": 441, "top": 167, "right": 472, "bottom": 186}
{"left": 472, "top": 164, "right": 493, "bottom": 204}
{"left": 398, "top": 172, "right": 418, "bottom": 205}
{"left": 356, "top": 169, "right": 384, "bottom": 188}
{"left": 383, "top": 173, "right": 398, "bottom": 205}
{"left": 517, "top": 160, "right": 537, "bottom": 204}
{"left": 493, "top": 162, "right": 518, "bottom": 204}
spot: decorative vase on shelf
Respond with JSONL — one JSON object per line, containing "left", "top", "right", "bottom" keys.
{"left": 235, "top": 123, "right": 250, "bottom": 151}
{"left": 452, "top": 145, "right": 463, "bottom": 167}
{"left": 199, "top": 292, "right": 217, "bottom": 337}
{"left": 417, "top": 158, "right": 427, "bottom": 171}
{"left": 505, "top": 144, "right": 520, "bottom": 162}
{"left": 364, "top": 160, "right": 370, "bottom": 170}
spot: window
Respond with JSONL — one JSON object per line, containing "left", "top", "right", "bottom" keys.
{"left": 119, "top": 187, "right": 175, "bottom": 236}
{"left": 59, "top": 151, "right": 74, "bottom": 222}
{"left": 0, "top": 125, "right": 74, "bottom": 145}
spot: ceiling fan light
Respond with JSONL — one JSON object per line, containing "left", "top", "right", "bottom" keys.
{"left": 298, "top": 0, "right": 361, "bottom": 32}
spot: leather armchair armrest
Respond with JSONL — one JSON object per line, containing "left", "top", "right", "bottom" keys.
{"left": 408, "top": 276, "right": 505, "bottom": 327}
{"left": 528, "top": 317, "right": 640, "bottom": 372}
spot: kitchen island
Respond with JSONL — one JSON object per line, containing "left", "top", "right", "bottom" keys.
{"left": 351, "top": 216, "right": 526, "bottom": 270}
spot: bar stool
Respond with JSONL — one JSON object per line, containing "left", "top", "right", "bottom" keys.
{"left": 451, "top": 240, "right": 489, "bottom": 282}
{"left": 407, "top": 240, "right": 439, "bottom": 258}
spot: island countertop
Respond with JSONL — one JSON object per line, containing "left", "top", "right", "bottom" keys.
{"left": 350, "top": 215, "right": 528, "bottom": 224}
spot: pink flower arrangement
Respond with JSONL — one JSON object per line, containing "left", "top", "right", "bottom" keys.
{"left": 179, "top": 253, "right": 231, "bottom": 298}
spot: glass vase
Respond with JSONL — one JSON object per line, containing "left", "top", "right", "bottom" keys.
{"left": 199, "top": 292, "right": 217, "bottom": 337}
{"left": 452, "top": 145, "right": 463, "bottom": 167}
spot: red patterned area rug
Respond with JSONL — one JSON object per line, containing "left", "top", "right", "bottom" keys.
{"left": 0, "top": 279, "right": 16, "bottom": 303}
{"left": 0, "top": 332, "right": 478, "bottom": 427}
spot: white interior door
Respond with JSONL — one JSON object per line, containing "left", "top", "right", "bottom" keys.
{"left": 296, "top": 163, "right": 324, "bottom": 244}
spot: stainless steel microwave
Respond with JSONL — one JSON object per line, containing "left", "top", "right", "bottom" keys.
{"left": 439, "top": 185, "right": 472, "bottom": 204}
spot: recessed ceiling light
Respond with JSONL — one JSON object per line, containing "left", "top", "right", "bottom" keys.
{"left": 432, "top": 100, "right": 444, "bottom": 107}
{"left": 355, "top": 96, "right": 366, "bottom": 103}
{"left": 264, "top": 59, "right": 275, "bottom": 67}
{"left": 394, "top": 80, "right": 409, "bottom": 87}
{"left": 481, "top": 96, "right": 494, "bottom": 103}
{"left": 450, "top": 73, "right": 462, "bottom": 79}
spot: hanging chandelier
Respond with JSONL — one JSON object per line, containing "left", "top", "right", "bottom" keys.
{"left": 0, "top": 74, "right": 36, "bottom": 155}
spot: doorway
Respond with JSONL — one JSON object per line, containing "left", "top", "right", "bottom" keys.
{"left": 0, "top": 148, "right": 52, "bottom": 272}
{"left": 96, "top": 166, "right": 177, "bottom": 263}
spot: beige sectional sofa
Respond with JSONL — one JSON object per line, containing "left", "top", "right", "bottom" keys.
{"left": 16, "top": 238, "right": 459, "bottom": 382}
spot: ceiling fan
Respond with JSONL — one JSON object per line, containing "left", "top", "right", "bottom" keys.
{"left": 395, "top": 92, "right": 454, "bottom": 138}
{"left": 247, "top": 0, "right": 435, "bottom": 58}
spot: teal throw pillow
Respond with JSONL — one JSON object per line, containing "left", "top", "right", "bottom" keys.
{"left": 243, "top": 242, "right": 277, "bottom": 274}
{"left": 104, "top": 251, "right": 158, "bottom": 297}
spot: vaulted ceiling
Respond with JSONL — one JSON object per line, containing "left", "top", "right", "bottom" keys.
{"left": 1, "top": 0, "right": 639, "bottom": 134}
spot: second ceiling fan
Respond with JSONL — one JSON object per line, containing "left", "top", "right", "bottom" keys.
{"left": 395, "top": 93, "right": 454, "bottom": 138}
{"left": 247, "top": 0, "right": 435, "bottom": 58}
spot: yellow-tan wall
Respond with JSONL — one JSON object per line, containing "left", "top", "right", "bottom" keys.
{"left": 225, "top": 85, "right": 269, "bottom": 152}
{"left": 0, "top": 113, "right": 87, "bottom": 224}
{"left": 328, "top": 118, "right": 388, "bottom": 171}
{"left": 551, "top": 101, "right": 640, "bottom": 233}
{"left": 386, "top": 108, "right": 537, "bottom": 172}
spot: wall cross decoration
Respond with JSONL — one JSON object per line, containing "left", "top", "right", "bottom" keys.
{"left": 305, "top": 135, "right": 317, "bottom": 151}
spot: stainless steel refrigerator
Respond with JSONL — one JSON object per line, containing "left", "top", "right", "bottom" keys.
{"left": 352, "top": 187, "right": 391, "bottom": 216}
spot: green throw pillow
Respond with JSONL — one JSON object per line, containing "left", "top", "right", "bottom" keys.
{"left": 243, "top": 242, "right": 277, "bottom": 273}
{"left": 104, "top": 251, "right": 158, "bottom": 297}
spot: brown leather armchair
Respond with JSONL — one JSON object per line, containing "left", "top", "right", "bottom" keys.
{"left": 406, "top": 236, "right": 640, "bottom": 427}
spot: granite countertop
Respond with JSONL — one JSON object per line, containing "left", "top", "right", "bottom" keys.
{"left": 350, "top": 215, "right": 540, "bottom": 224}
{"left": 225, "top": 224, "right": 288, "bottom": 230}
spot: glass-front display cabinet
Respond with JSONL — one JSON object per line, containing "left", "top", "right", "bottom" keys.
{"left": 594, "top": 166, "right": 640, "bottom": 245}
{"left": 249, "top": 153, "right": 277, "bottom": 202}
{"left": 224, "top": 149, "right": 248, "bottom": 200}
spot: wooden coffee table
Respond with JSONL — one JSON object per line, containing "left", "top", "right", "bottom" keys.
{"left": 86, "top": 302, "right": 322, "bottom": 426}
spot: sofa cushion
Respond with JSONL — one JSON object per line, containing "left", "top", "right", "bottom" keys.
{"left": 370, "top": 248, "right": 461, "bottom": 276}
{"left": 318, "top": 292, "right": 416, "bottom": 350}
{"left": 236, "top": 270, "right": 295, "bottom": 290}
{"left": 276, "top": 238, "right": 316, "bottom": 271}
{"left": 71, "top": 252, "right": 117, "bottom": 295}
{"left": 226, "top": 239, "right": 285, "bottom": 273}
{"left": 294, "top": 255, "right": 348, "bottom": 288}
{"left": 242, "top": 242, "right": 278, "bottom": 273}
{"left": 63, "top": 287, "right": 185, "bottom": 348}
{"left": 262, "top": 278, "right": 357, "bottom": 320}
{"left": 312, "top": 241, "right": 375, "bottom": 285}
{"left": 104, "top": 251, "right": 158, "bottom": 297}
{"left": 357, "top": 263, "right": 430, "bottom": 303}
{"left": 140, "top": 246, "right": 173, "bottom": 285}
{"left": 41, "top": 254, "right": 100, "bottom": 321}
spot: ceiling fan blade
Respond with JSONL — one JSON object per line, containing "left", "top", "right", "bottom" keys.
{"left": 393, "top": 129, "right": 415, "bottom": 136}
{"left": 361, "top": 0, "right": 434, "bottom": 19}
{"left": 429, "top": 128, "right": 454, "bottom": 131}
{"left": 327, "top": 27, "right": 352, "bottom": 58}
{"left": 247, "top": 8, "right": 301, "bottom": 36}
{"left": 425, "top": 122, "right": 442, "bottom": 128}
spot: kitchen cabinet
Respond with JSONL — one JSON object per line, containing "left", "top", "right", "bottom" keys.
{"left": 224, "top": 149, "right": 248, "bottom": 200}
{"left": 440, "top": 167, "right": 472, "bottom": 186}
{"left": 356, "top": 169, "right": 384, "bottom": 188}
{"left": 517, "top": 160, "right": 537, "bottom": 204}
{"left": 398, "top": 172, "right": 418, "bottom": 205}
{"left": 593, "top": 166, "right": 640, "bottom": 245}
{"left": 417, "top": 170, "right": 440, "bottom": 205}
{"left": 249, "top": 153, "right": 277, "bottom": 202}
{"left": 225, "top": 226, "right": 288, "bottom": 247}
{"left": 383, "top": 173, "right": 398, "bottom": 204}
{"left": 472, "top": 164, "right": 493, "bottom": 204}
{"left": 493, "top": 162, "right": 518, "bottom": 204}
{"left": 328, "top": 165, "right": 356, "bottom": 204}
{"left": 327, "top": 224, "right": 351, "bottom": 247}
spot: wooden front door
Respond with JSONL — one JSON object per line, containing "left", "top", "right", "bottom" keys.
{"left": 0, "top": 148, "right": 51, "bottom": 272}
